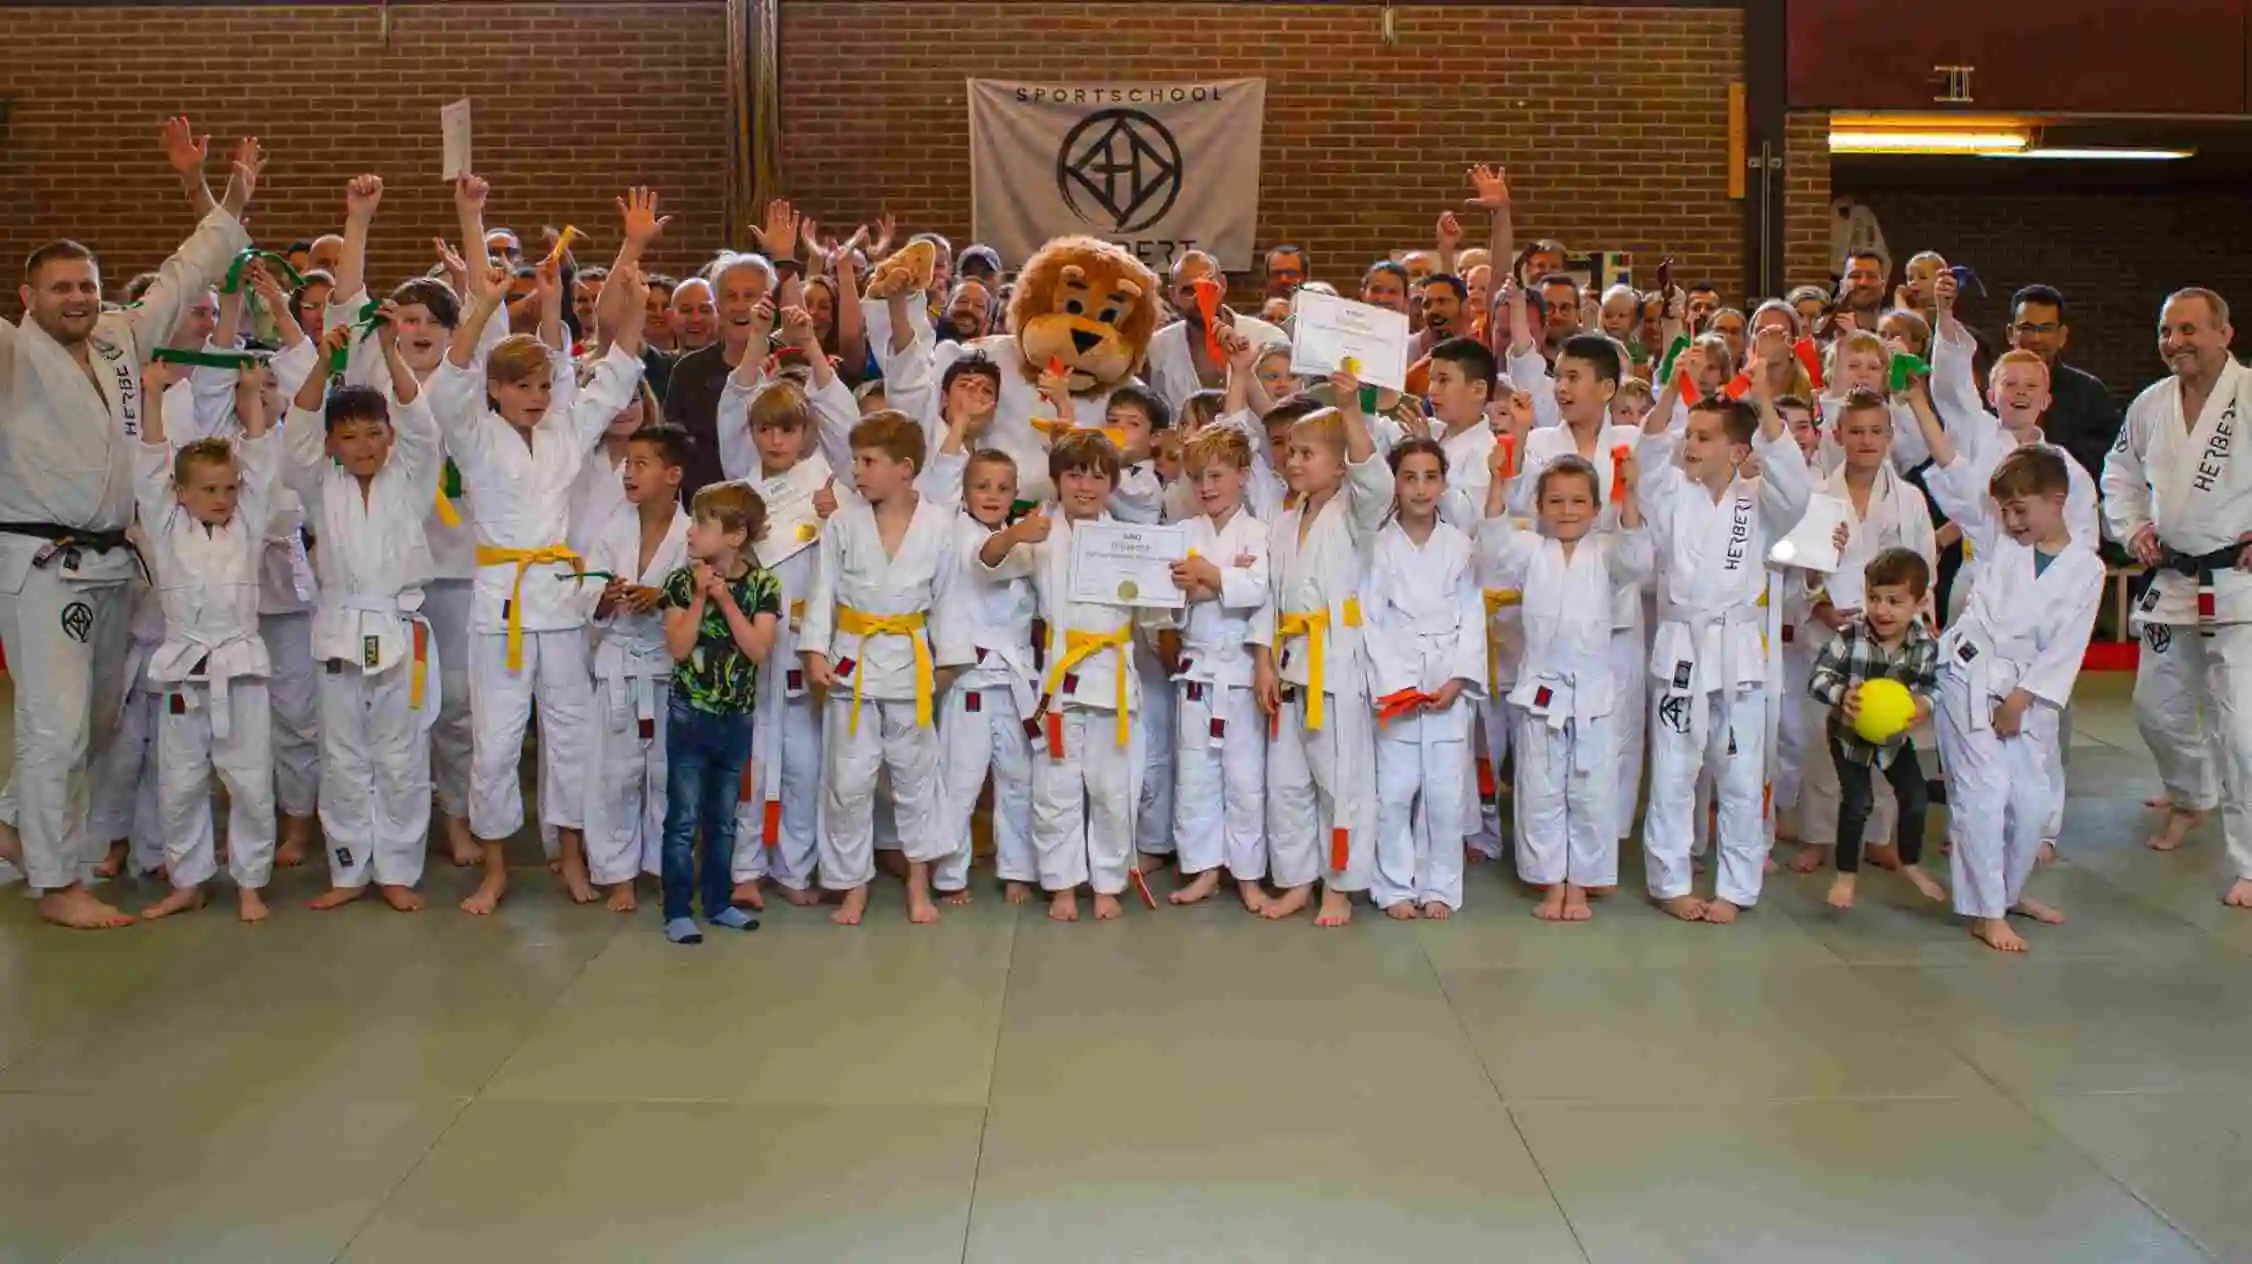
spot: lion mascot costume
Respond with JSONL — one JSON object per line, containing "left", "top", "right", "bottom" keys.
{"left": 861, "top": 235, "right": 1161, "bottom": 503}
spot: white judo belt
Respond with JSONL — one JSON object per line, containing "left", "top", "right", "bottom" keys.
{"left": 1655, "top": 603, "right": 1765, "bottom": 750}
{"left": 598, "top": 639, "right": 671, "bottom": 735}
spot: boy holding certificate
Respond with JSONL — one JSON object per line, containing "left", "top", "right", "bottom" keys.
{"left": 981, "top": 431, "right": 1174, "bottom": 922}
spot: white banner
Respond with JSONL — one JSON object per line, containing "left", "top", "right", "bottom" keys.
{"left": 968, "top": 79, "right": 1265, "bottom": 274}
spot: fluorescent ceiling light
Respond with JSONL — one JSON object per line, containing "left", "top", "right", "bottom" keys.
{"left": 1989, "top": 147, "right": 2194, "bottom": 161}
{"left": 1829, "top": 130, "right": 2029, "bottom": 154}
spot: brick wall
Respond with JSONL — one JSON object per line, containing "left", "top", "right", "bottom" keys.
{"left": 778, "top": 1, "right": 1762, "bottom": 300}
{"left": 0, "top": 3, "right": 730, "bottom": 310}
{"left": 1835, "top": 185, "right": 2252, "bottom": 400}
{"left": 1782, "top": 108, "right": 1830, "bottom": 287}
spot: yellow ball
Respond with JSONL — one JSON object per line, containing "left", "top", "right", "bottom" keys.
{"left": 1852, "top": 678, "right": 1917, "bottom": 744}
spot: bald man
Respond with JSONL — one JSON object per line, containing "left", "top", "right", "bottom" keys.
{"left": 1144, "top": 250, "right": 1284, "bottom": 412}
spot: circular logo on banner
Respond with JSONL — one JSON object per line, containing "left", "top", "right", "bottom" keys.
{"left": 1056, "top": 109, "right": 1183, "bottom": 234}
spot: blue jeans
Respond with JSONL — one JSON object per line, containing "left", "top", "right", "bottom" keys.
{"left": 661, "top": 697, "right": 755, "bottom": 922}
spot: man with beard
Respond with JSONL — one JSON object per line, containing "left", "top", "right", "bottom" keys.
{"left": 1838, "top": 250, "right": 1889, "bottom": 331}
{"left": 2007, "top": 284, "right": 2121, "bottom": 483}
{"left": 662, "top": 253, "right": 776, "bottom": 497}
{"left": 1403, "top": 273, "right": 1468, "bottom": 395}
{"left": 1537, "top": 272, "right": 1584, "bottom": 360}
{"left": 937, "top": 278, "right": 994, "bottom": 345}
{"left": 0, "top": 118, "right": 259, "bottom": 928}
{"left": 1264, "top": 244, "right": 1308, "bottom": 303}
{"left": 1145, "top": 250, "right": 1283, "bottom": 412}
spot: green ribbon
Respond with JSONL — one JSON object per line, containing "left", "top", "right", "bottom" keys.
{"left": 1008, "top": 499, "right": 1039, "bottom": 522}
{"left": 1657, "top": 334, "right": 1692, "bottom": 384}
{"left": 442, "top": 458, "right": 464, "bottom": 499}
{"left": 220, "top": 249, "right": 304, "bottom": 296}
{"left": 327, "top": 299, "right": 388, "bottom": 374}
{"left": 1358, "top": 385, "right": 1380, "bottom": 414}
{"left": 554, "top": 569, "right": 615, "bottom": 584}
{"left": 151, "top": 346, "right": 268, "bottom": 370}
{"left": 1889, "top": 352, "right": 1932, "bottom": 392}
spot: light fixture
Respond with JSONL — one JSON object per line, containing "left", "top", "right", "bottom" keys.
{"left": 1988, "top": 147, "right": 2193, "bottom": 161}
{"left": 1829, "top": 129, "right": 2029, "bottom": 155}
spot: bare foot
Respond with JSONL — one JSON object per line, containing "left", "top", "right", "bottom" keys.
{"left": 2036, "top": 840, "right": 2057, "bottom": 865}
{"left": 379, "top": 885, "right": 425, "bottom": 912}
{"left": 941, "top": 887, "right": 972, "bottom": 906}
{"left": 443, "top": 815, "right": 478, "bottom": 867}
{"left": 1763, "top": 855, "right": 1780, "bottom": 874}
{"left": 2147, "top": 806, "right": 2205, "bottom": 852}
{"left": 93, "top": 839, "right": 128, "bottom": 879}
{"left": 1420, "top": 900, "right": 1452, "bottom": 921}
{"left": 1703, "top": 898, "right": 1741, "bottom": 925}
{"left": 141, "top": 885, "right": 207, "bottom": 920}
{"left": 605, "top": 882, "right": 637, "bottom": 913}
{"left": 1901, "top": 864, "right": 1946, "bottom": 902}
{"left": 1237, "top": 880, "right": 1269, "bottom": 914}
{"left": 237, "top": 886, "right": 270, "bottom": 923}
{"left": 459, "top": 848, "right": 507, "bottom": 915}
{"left": 1262, "top": 884, "right": 1312, "bottom": 920}
{"left": 1004, "top": 881, "right": 1033, "bottom": 906}
{"left": 906, "top": 882, "right": 941, "bottom": 925}
{"left": 1314, "top": 888, "right": 1353, "bottom": 927}
{"left": 1657, "top": 894, "right": 1707, "bottom": 922}
{"left": 1864, "top": 843, "right": 1902, "bottom": 872}
{"left": 1385, "top": 901, "right": 1419, "bottom": 921}
{"left": 1971, "top": 917, "right": 2028, "bottom": 952}
{"left": 0, "top": 819, "right": 21, "bottom": 869}
{"left": 274, "top": 818, "right": 310, "bottom": 869}
{"left": 1826, "top": 873, "right": 1857, "bottom": 910}
{"left": 308, "top": 885, "right": 367, "bottom": 911}
{"left": 2010, "top": 897, "right": 2066, "bottom": 925}
{"left": 1464, "top": 847, "right": 1488, "bottom": 865}
{"left": 558, "top": 833, "right": 596, "bottom": 904}
{"left": 2225, "top": 878, "right": 2252, "bottom": 908}
{"left": 1170, "top": 869, "right": 1221, "bottom": 905}
{"left": 1093, "top": 892, "right": 1123, "bottom": 920}
{"left": 37, "top": 886, "right": 136, "bottom": 930}
{"left": 779, "top": 884, "right": 820, "bottom": 907}
{"left": 1534, "top": 885, "right": 1569, "bottom": 921}
{"left": 1560, "top": 885, "right": 1592, "bottom": 921}
{"left": 1048, "top": 889, "right": 1079, "bottom": 922}
{"left": 831, "top": 885, "right": 869, "bottom": 926}
{"left": 1789, "top": 844, "right": 1826, "bottom": 874}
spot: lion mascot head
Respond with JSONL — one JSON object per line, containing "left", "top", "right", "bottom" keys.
{"left": 1005, "top": 236, "right": 1161, "bottom": 395}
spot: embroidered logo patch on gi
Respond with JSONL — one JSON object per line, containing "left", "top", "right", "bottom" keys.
{"left": 1533, "top": 685, "right": 1554, "bottom": 709}
{"left": 363, "top": 636, "right": 381, "bottom": 669}
{"left": 1671, "top": 660, "right": 1693, "bottom": 690}
{"left": 333, "top": 846, "right": 352, "bottom": 868}
{"left": 1956, "top": 642, "right": 1980, "bottom": 664}
{"left": 1658, "top": 693, "right": 1692, "bottom": 735}
{"left": 965, "top": 691, "right": 983, "bottom": 714}
{"left": 2145, "top": 624, "right": 2174, "bottom": 654}
{"left": 835, "top": 657, "right": 856, "bottom": 678}
{"left": 2139, "top": 584, "right": 2163, "bottom": 614}
{"left": 59, "top": 601, "right": 92, "bottom": 644}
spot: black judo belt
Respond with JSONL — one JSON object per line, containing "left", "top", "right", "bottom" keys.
{"left": 0, "top": 522, "right": 148, "bottom": 582}
{"left": 2157, "top": 544, "right": 2242, "bottom": 637}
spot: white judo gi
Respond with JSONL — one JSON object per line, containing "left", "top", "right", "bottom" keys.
{"left": 280, "top": 379, "right": 444, "bottom": 891}
{"left": 582, "top": 501, "right": 689, "bottom": 886}
{"left": 1267, "top": 454, "right": 1394, "bottom": 893}
{"left": 1365, "top": 517, "right": 1487, "bottom": 911}
{"left": 136, "top": 427, "right": 281, "bottom": 890}
{"left": 1171, "top": 506, "right": 1274, "bottom": 882}
{"left": 84, "top": 577, "right": 165, "bottom": 877}
{"left": 1636, "top": 425, "right": 1812, "bottom": 908}
{"left": 1144, "top": 314, "right": 1286, "bottom": 415}
{"left": 729, "top": 455, "right": 829, "bottom": 894}
{"left": 2105, "top": 355, "right": 2252, "bottom": 883}
{"left": 936, "top": 511, "right": 1039, "bottom": 891}
{"left": 427, "top": 341, "right": 644, "bottom": 843}
{"left": 0, "top": 206, "right": 247, "bottom": 891}
{"left": 1925, "top": 453, "right": 2102, "bottom": 919}
{"left": 1479, "top": 513, "right": 1654, "bottom": 889}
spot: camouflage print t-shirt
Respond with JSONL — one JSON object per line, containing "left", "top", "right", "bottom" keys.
{"left": 661, "top": 561, "right": 783, "bottom": 715}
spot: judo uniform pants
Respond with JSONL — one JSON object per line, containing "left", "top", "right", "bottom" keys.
{"left": 0, "top": 570, "right": 131, "bottom": 890}
{"left": 1031, "top": 706, "right": 1141, "bottom": 895}
{"left": 465, "top": 629, "right": 591, "bottom": 842}
{"left": 317, "top": 658, "right": 431, "bottom": 890}
{"left": 1136, "top": 657, "right": 1176, "bottom": 861}
{"left": 733, "top": 692, "right": 822, "bottom": 891}
{"left": 423, "top": 580, "right": 476, "bottom": 823}
{"left": 1646, "top": 685, "right": 1769, "bottom": 908}
{"left": 91, "top": 684, "right": 164, "bottom": 877}
{"left": 158, "top": 678, "right": 276, "bottom": 890}
{"left": 1372, "top": 707, "right": 1471, "bottom": 910}
{"left": 933, "top": 684, "right": 1033, "bottom": 892}
{"left": 2135, "top": 622, "right": 2252, "bottom": 877}
{"left": 263, "top": 610, "right": 320, "bottom": 819}
{"left": 1172, "top": 683, "right": 1266, "bottom": 880}
{"left": 818, "top": 696, "right": 939, "bottom": 890}
{"left": 584, "top": 677, "right": 668, "bottom": 888}
{"left": 1937, "top": 674, "right": 2060, "bottom": 919}
{"left": 1267, "top": 691, "right": 1376, "bottom": 894}
{"left": 1610, "top": 623, "right": 1649, "bottom": 840}
{"left": 1469, "top": 697, "right": 1514, "bottom": 860}
{"left": 1513, "top": 710, "right": 1619, "bottom": 889}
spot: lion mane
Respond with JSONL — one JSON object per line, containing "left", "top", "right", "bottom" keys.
{"left": 1004, "top": 235, "right": 1161, "bottom": 394}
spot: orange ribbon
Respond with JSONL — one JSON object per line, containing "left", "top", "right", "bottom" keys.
{"left": 1376, "top": 687, "right": 1432, "bottom": 727}
{"left": 1610, "top": 444, "right": 1631, "bottom": 504}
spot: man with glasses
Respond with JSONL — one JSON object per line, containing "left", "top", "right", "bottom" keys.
{"left": 2008, "top": 284, "right": 2121, "bottom": 481}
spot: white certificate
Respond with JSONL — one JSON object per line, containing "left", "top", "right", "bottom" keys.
{"left": 754, "top": 474, "right": 823, "bottom": 570}
{"left": 440, "top": 99, "right": 473, "bottom": 181}
{"left": 1288, "top": 290, "right": 1411, "bottom": 393}
{"left": 1767, "top": 492, "right": 1851, "bottom": 575}
{"left": 1070, "top": 521, "right": 1190, "bottom": 609}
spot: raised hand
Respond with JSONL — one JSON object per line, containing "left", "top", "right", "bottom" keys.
{"left": 1934, "top": 269, "right": 1958, "bottom": 317}
{"left": 159, "top": 116, "right": 208, "bottom": 177}
{"left": 432, "top": 237, "right": 470, "bottom": 288}
{"left": 752, "top": 199, "right": 801, "bottom": 259}
{"left": 746, "top": 297, "right": 777, "bottom": 348}
{"left": 375, "top": 299, "right": 405, "bottom": 351}
{"left": 344, "top": 173, "right": 383, "bottom": 221}
{"left": 1011, "top": 509, "right": 1054, "bottom": 545}
{"left": 470, "top": 259, "right": 510, "bottom": 306}
{"left": 1436, "top": 210, "right": 1464, "bottom": 249}
{"left": 871, "top": 210, "right": 897, "bottom": 256}
{"left": 1222, "top": 326, "right": 1259, "bottom": 371}
{"left": 454, "top": 173, "right": 492, "bottom": 214}
{"left": 617, "top": 186, "right": 671, "bottom": 247}
{"left": 779, "top": 304, "right": 820, "bottom": 351}
{"left": 1466, "top": 163, "right": 1511, "bottom": 209}
{"left": 221, "top": 136, "right": 265, "bottom": 216}
{"left": 813, "top": 477, "right": 839, "bottom": 521}
{"left": 799, "top": 217, "right": 826, "bottom": 267}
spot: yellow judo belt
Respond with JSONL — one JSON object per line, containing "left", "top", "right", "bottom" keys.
{"left": 834, "top": 606, "right": 932, "bottom": 734}
{"left": 1273, "top": 596, "right": 1362, "bottom": 731}
{"left": 1482, "top": 587, "right": 1522, "bottom": 690}
{"left": 1040, "top": 623, "right": 1134, "bottom": 748}
{"left": 474, "top": 544, "right": 582, "bottom": 671}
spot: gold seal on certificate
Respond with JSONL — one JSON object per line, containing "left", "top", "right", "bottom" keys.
{"left": 1117, "top": 579, "right": 1139, "bottom": 601}
{"left": 1070, "top": 521, "right": 1189, "bottom": 609}
{"left": 795, "top": 522, "right": 819, "bottom": 543}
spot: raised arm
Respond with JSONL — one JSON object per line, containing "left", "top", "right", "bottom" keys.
{"left": 334, "top": 173, "right": 382, "bottom": 310}
{"left": 282, "top": 328, "right": 344, "bottom": 495}
{"left": 595, "top": 188, "right": 671, "bottom": 355}
{"left": 1748, "top": 359, "right": 1812, "bottom": 538}
{"left": 134, "top": 363, "right": 182, "bottom": 526}
{"left": 127, "top": 128, "right": 257, "bottom": 363}
{"left": 1467, "top": 163, "right": 1515, "bottom": 308}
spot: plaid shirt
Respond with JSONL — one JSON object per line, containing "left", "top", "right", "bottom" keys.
{"left": 1808, "top": 620, "right": 1939, "bottom": 768}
